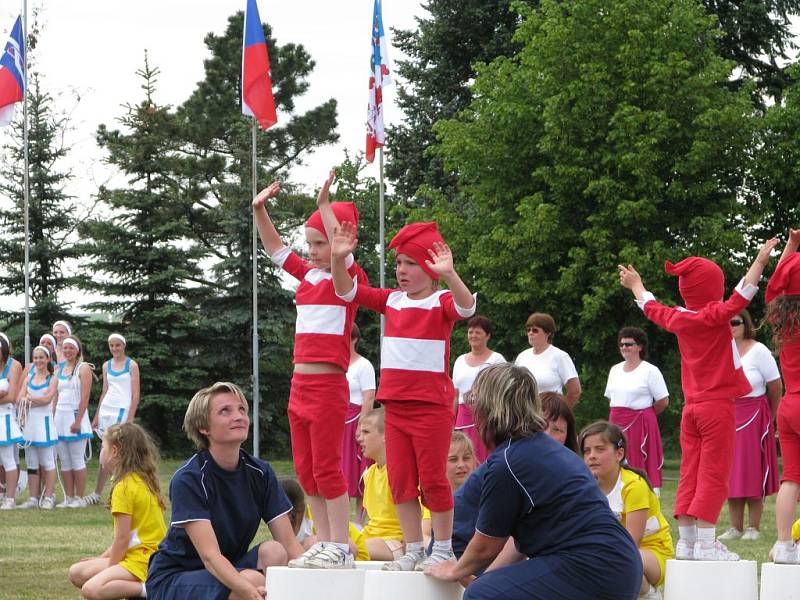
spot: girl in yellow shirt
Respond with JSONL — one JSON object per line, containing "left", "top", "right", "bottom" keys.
{"left": 581, "top": 421, "right": 674, "bottom": 600}
{"left": 68, "top": 423, "right": 167, "bottom": 599}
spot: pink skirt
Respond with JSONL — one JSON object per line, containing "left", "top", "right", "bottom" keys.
{"left": 728, "top": 395, "right": 779, "bottom": 498}
{"left": 455, "top": 403, "right": 488, "bottom": 463}
{"left": 609, "top": 406, "right": 664, "bottom": 488}
{"left": 341, "top": 403, "right": 370, "bottom": 497}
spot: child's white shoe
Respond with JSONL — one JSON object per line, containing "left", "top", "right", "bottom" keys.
{"left": 304, "top": 545, "right": 355, "bottom": 569}
{"left": 693, "top": 539, "right": 739, "bottom": 561}
{"left": 717, "top": 527, "right": 742, "bottom": 541}
{"left": 55, "top": 496, "right": 72, "bottom": 508}
{"left": 39, "top": 496, "right": 55, "bottom": 510}
{"left": 382, "top": 548, "right": 425, "bottom": 571}
{"left": 675, "top": 539, "right": 694, "bottom": 560}
{"left": 83, "top": 492, "right": 101, "bottom": 505}
{"left": 417, "top": 548, "right": 456, "bottom": 571}
{"left": 288, "top": 543, "right": 325, "bottom": 568}
{"left": 771, "top": 541, "right": 800, "bottom": 564}
{"left": 68, "top": 496, "right": 87, "bottom": 508}
{"left": 0, "top": 497, "right": 16, "bottom": 510}
{"left": 740, "top": 527, "right": 760, "bottom": 541}
{"left": 17, "top": 496, "right": 38, "bottom": 509}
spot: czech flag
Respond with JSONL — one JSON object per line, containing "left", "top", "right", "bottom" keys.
{"left": 366, "top": 0, "right": 391, "bottom": 163}
{"left": 241, "top": 0, "right": 277, "bottom": 129}
{"left": 0, "top": 16, "right": 25, "bottom": 127}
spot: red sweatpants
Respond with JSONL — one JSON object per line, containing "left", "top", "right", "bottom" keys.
{"left": 288, "top": 372, "right": 348, "bottom": 499}
{"left": 383, "top": 400, "right": 455, "bottom": 512}
{"left": 674, "top": 400, "right": 735, "bottom": 524}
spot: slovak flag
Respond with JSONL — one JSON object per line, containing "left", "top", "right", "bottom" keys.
{"left": 366, "top": 0, "right": 391, "bottom": 163}
{"left": 241, "top": 0, "right": 277, "bottom": 129}
{"left": 0, "top": 16, "right": 25, "bottom": 127}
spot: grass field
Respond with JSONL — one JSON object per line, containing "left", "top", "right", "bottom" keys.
{"left": 0, "top": 457, "right": 784, "bottom": 599}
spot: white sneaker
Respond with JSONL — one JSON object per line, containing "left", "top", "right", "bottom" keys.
{"left": 382, "top": 548, "right": 425, "bottom": 571}
{"left": 0, "top": 497, "right": 16, "bottom": 510}
{"left": 288, "top": 543, "right": 326, "bottom": 568}
{"left": 68, "top": 496, "right": 87, "bottom": 508}
{"left": 639, "top": 584, "right": 662, "bottom": 600}
{"left": 416, "top": 548, "right": 456, "bottom": 571}
{"left": 17, "top": 496, "right": 39, "bottom": 509}
{"left": 675, "top": 539, "right": 694, "bottom": 560}
{"left": 740, "top": 527, "right": 761, "bottom": 541}
{"left": 39, "top": 496, "right": 55, "bottom": 510}
{"left": 304, "top": 545, "right": 355, "bottom": 569}
{"left": 693, "top": 540, "right": 739, "bottom": 561}
{"left": 772, "top": 541, "right": 800, "bottom": 564}
{"left": 56, "top": 496, "right": 73, "bottom": 508}
{"left": 83, "top": 492, "right": 101, "bottom": 505}
{"left": 717, "top": 527, "right": 743, "bottom": 541}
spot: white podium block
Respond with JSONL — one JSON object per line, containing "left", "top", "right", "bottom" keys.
{"left": 363, "top": 570, "right": 463, "bottom": 600}
{"left": 266, "top": 566, "right": 366, "bottom": 600}
{"left": 760, "top": 562, "right": 800, "bottom": 600}
{"left": 356, "top": 560, "right": 388, "bottom": 570}
{"left": 664, "top": 560, "right": 758, "bottom": 600}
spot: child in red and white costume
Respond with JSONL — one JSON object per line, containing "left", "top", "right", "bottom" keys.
{"left": 766, "top": 228, "right": 800, "bottom": 564}
{"left": 330, "top": 220, "right": 476, "bottom": 571}
{"left": 253, "top": 171, "right": 366, "bottom": 569}
{"left": 619, "top": 237, "right": 777, "bottom": 561}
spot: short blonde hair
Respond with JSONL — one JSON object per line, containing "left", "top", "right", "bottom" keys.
{"left": 183, "top": 382, "right": 250, "bottom": 450}
{"left": 468, "top": 363, "right": 547, "bottom": 449}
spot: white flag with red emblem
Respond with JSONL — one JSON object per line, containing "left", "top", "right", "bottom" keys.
{"left": 366, "top": 0, "right": 391, "bottom": 163}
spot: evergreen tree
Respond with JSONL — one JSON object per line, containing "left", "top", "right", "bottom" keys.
{"left": 0, "top": 74, "right": 81, "bottom": 339}
{"left": 79, "top": 56, "right": 204, "bottom": 452}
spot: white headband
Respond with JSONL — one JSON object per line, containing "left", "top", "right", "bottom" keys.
{"left": 0, "top": 332, "right": 8, "bottom": 347}
{"left": 108, "top": 333, "right": 127, "bottom": 346}
{"left": 62, "top": 337, "right": 79, "bottom": 350}
{"left": 40, "top": 334, "right": 56, "bottom": 347}
{"left": 33, "top": 345, "right": 51, "bottom": 358}
{"left": 53, "top": 320, "right": 72, "bottom": 335}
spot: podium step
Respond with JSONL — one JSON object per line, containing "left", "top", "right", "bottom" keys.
{"left": 664, "top": 559, "right": 758, "bottom": 600}
{"left": 760, "top": 562, "right": 800, "bottom": 600}
{"left": 363, "top": 570, "right": 463, "bottom": 600}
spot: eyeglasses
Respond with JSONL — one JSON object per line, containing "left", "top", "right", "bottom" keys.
{"left": 619, "top": 342, "right": 637, "bottom": 348}
{"left": 730, "top": 319, "right": 744, "bottom": 327}
{"left": 526, "top": 327, "right": 541, "bottom": 333}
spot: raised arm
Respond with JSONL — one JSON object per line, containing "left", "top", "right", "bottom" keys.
{"left": 252, "top": 181, "right": 284, "bottom": 256}
{"left": 315, "top": 170, "right": 341, "bottom": 241}
{"left": 743, "top": 238, "right": 779, "bottom": 287}
{"left": 426, "top": 242, "right": 475, "bottom": 310}
{"left": 331, "top": 222, "right": 359, "bottom": 297}
{"left": 618, "top": 264, "right": 647, "bottom": 301}
{"left": 778, "top": 229, "right": 800, "bottom": 265}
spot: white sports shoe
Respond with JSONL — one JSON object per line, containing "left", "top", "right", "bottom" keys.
{"left": 0, "top": 497, "right": 16, "bottom": 510}
{"left": 39, "top": 496, "right": 55, "bottom": 510}
{"left": 772, "top": 541, "right": 800, "bottom": 564}
{"left": 675, "top": 539, "right": 694, "bottom": 560}
{"left": 304, "top": 545, "right": 355, "bottom": 569}
{"left": 17, "top": 496, "right": 39, "bottom": 509}
{"left": 639, "top": 584, "right": 662, "bottom": 599}
{"left": 56, "top": 496, "right": 73, "bottom": 508}
{"left": 68, "top": 496, "right": 87, "bottom": 508}
{"left": 693, "top": 540, "right": 739, "bottom": 561}
{"left": 288, "top": 543, "right": 326, "bottom": 568}
{"left": 417, "top": 548, "right": 456, "bottom": 571}
{"left": 740, "top": 527, "right": 761, "bottom": 541}
{"left": 382, "top": 548, "right": 425, "bottom": 571}
{"left": 83, "top": 492, "right": 101, "bottom": 505}
{"left": 717, "top": 527, "right": 743, "bottom": 541}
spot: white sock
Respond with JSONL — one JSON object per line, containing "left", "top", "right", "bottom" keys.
{"left": 432, "top": 539, "right": 452, "bottom": 553}
{"left": 140, "top": 582, "right": 147, "bottom": 598}
{"left": 678, "top": 525, "right": 697, "bottom": 543}
{"left": 406, "top": 541, "right": 424, "bottom": 554}
{"left": 696, "top": 527, "right": 715, "bottom": 543}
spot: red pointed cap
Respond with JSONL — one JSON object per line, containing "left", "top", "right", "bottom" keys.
{"left": 664, "top": 257, "right": 724, "bottom": 310}
{"left": 305, "top": 202, "right": 359, "bottom": 240}
{"left": 766, "top": 253, "right": 800, "bottom": 304}
{"left": 388, "top": 222, "right": 445, "bottom": 280}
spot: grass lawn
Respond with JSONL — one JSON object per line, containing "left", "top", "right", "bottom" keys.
{"left": 0, "top": 457, "right": 784, "bottom": 599}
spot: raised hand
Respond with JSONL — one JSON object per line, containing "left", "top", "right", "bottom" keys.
{"left": 618, "top": 264, "right": 642, "bottom": 290}
{"left": 317, "top": 169, "right": 336, "bottom": 207}
{"left": 789, "top": 229, "right": 800, "bottom": 247}
{"left": 755, "top": 237, "right": 779, "bottom": 265}
{"left": 252, "top": 181, "right": 281, "bottom": 209}
{"left": 425, "top": 242, "right": 455, "bottom": 278}
{"left": 331, "top": 221, "right": 358, "bottom": 258}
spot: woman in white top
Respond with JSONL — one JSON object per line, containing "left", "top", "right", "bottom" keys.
{"left": 718, "top": 309, "right": 783, "bottom": 542}
{"left": 342, "top": 324, "right": 376, "bottom": 517}
{"left": 0, "top": 333, "right": 23, "bottom": 509}
{"left": 453, "top": 315, "right": 505, "bottom": 463}
{"left": 54, "top": 335, "right": 94, "bottom": 508}
{"left": 51, "top": 320, "right": 72, "bottom": 365}
{"left": 604, "top": 327, "right": 669, "bottom": 492}
{"left": 85, "top": 333, "right": 140, "bottom": 505}
{"left": 514, "top": 312, "right": 581, "bottom": 407}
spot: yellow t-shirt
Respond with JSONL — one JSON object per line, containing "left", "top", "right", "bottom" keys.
{"left": 110, "top": 473, "right": 167, "bottom": 581}
{"left": 792, "top": 518, "right": 800, "bottom": 542}
{"left": 608, "top": 469, "right": 674, "bottom": 559}
{"left": 363, "top": 464, "right": 404, "bottom": 541}
{"left": 302, "top": 506, "right": 370, "bottom": 560}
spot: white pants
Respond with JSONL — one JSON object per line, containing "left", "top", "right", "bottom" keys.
{"left": 25, "top": 446, "right": 56, "bottom": 471}
{"left": 57, "top": 439, "right": 87, "bottom": 471}
{"left": 0, "top": 444, "right": 18, "bottom": 471}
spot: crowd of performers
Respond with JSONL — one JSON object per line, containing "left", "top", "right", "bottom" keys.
{"left": 2, "top": 170, "right": 800, "bottom": 599}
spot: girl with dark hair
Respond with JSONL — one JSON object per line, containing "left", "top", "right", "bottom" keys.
{"left": 604, "top": 326, "right": 669, "bottom": 491}
{"left": 539, "top": 392, "right": 578, "bottom": 453}
{"left": 581, "top": 421, "right": 673, "bottom": 600}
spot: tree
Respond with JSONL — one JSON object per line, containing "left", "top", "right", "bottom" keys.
{"left": 174, "top": 12, "right": 339, "bottom": 456}
{"left": 0, "top": 74, "right": 82, "bottom": 339}
{"left": 79, "top": 56, "right": 204, "bottom": 452}
{"left": 431, "top": 0, "right": 755, "bottom": 435}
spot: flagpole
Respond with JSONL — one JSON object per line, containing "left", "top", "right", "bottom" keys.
{"left": 22, "top": 0, "right": 30, "bottom": 365}
{"left": 251, "top": 121, "right": 260, "bottom": 459}
{"left": 378, "top": 147, "right": 385, "bottom": 340}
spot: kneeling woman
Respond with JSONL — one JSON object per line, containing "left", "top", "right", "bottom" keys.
{"left": 427, "top": 363, "right": 641, "bottom": 600}
{"left": 147, "top": 382, "right": 304, "bottom": 600}
{"left": 581, "top": 421, "right": 674, "bottom": 599}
